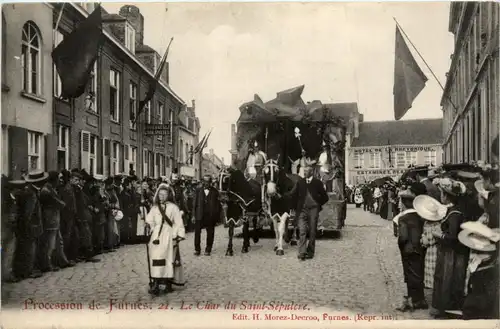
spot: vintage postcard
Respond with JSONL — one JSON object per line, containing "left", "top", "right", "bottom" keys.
{"left": 1, "top": 1, "right": 499, "bottom": 328}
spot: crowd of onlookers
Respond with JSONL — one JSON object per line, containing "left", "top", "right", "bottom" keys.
{"left": 351, "top": 135, "right": 499, "bottom": 319}
{"left": 1, "top": 169, "right": 201, "bottom": 283}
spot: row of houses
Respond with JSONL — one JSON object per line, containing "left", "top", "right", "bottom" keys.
{"left": 1, "top": 3, "right": 202, "bottom": 180}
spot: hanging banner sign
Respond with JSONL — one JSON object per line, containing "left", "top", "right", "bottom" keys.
{"left": 145, "top": 124, "right": 170, "bottom": 137}
{"left": 353, "top": 146, "right": 438, "bottom": 154}
{"left": 354, "top": 169, "right": 407, "bottom": 176}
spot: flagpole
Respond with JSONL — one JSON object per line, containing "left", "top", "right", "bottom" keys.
{"left": 53, "top": 3, "right": 66, "bottom": 40}
{"left": 393, "top": 17, "right": 459, "bottom": 112}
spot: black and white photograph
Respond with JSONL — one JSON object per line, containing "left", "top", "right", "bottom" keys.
{"left": 1, "top": 1, "right": 499, "bottom": 327}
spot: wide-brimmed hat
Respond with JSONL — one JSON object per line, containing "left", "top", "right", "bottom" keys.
{"left": 7, "top": 179, "right": 27, "bottom": 188}
{"left": 24, "top": 170, "right": 49, "bottom": 183}
{"left": 413, "top": 195, "right": 448, "bottom": 221}
{"left": 458, "top": 222, "right": 500, "bottom": 252}
{"left": 434, "top": 177, "right": 467, "bottom": 197}
{"left": 474, "top": 180, "right": 490, "bottom": 199}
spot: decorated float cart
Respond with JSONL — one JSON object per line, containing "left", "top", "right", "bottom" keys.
{"left": 233, "top": 85, "right": 348, "bottom": 236}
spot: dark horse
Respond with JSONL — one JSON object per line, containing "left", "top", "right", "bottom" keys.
{"left": 217, "top": 166, "right": 263, "bottom": 256}
{"left": 262, "top": 159, "right": 301, "bottom": 255}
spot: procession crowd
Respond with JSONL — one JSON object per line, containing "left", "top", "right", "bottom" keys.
{"left": 352, "top": 136, "right": 499, "bottom": 320}
{"left": 1, "top": 169, "right": 201, "bottom": 283}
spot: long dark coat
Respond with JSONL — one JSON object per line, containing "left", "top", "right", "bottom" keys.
{"left": 193, "top": 186, "right": 221, "bottom": 228}
{"left": 432, "top": 206, "right": 469, "bottom": 311}
{"left": 19, "top": 186, "right": 44, "bottom": 239}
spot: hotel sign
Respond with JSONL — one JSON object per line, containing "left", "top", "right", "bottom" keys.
{"left": 354, "top": 169, "right": 407, "bottom": 176}
{"left": 353, "top": 146, "right": 438, "bottom": 153}
{"left": 145, "top": 124, "right": 171, "bottom": 137}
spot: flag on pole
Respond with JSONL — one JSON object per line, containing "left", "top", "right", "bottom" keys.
{"left": 52, "top": 5, "right": 104, "bottom": 99}
{"left": 193, "top": 128, "right": 213, "bottom": 154}
{"left": 393, "top": 26, "right": 427, "bottom": 120}
{"left": 134, "top": 37, "right": 173, "bottom": 125}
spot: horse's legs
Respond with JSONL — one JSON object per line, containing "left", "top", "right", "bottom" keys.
{"left": 226, "top": 223, "right": 234, "bottom": 256}
{"left": 272, "top": 217, "right": 279, "bottom": 252}
{"left": 290, "top": 213, "right": 298, "bottom": 246}
{"left": 275, "top": 214, "right": 288, "bottom": 256}
{"left": 242, "top": 219, "right": 250, "bottom": 253}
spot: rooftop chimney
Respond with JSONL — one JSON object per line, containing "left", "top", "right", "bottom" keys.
{"left": 119, "top": 5, "right": 144, "bottom": 46}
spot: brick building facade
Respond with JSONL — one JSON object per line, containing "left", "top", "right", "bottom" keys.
{"left": 441, "top": 2, "right": 499, "bottom": 163}
{"left": 2, "top": 3, "right": 187, "bottom": 179}
{"left": 177, "top": 100, "right": 201, "bottom": 179}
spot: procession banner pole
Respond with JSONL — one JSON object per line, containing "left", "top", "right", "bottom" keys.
{"left": 393, "top": 17, "right": 459, "bottom": 112}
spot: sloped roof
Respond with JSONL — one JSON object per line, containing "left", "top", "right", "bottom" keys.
{"left": 351, "top": 118, "right": 443, "bottom": 147}
{"left": 102, "top": 13, "right": 126, "bottom": 21}
{"left": 136, "top": 44, "right": 156, "bottom": 53}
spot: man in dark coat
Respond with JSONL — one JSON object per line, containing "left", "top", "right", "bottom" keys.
{"left": 287, "top": 166, "right": 328, "bottom": 260}
{"left": 193, "top": 175, "right": 221, "bottom": 256}
{"left": 73, "top": 171, "right": 100, "bottom": 263}
{"left": 16, "top": 170, "right": 48, "bottom": 279}
{"left": 119, "top": 177, "right": 135, "bottom": 244}
{"left": 1, "top": 176, "right": 25, "bottom": 282}
{"left": 60, "top": 170, "right": 80, "bottom": 262}
{"left": 395, "top": 182, "right": 428, "bottom": 312}
{"left": 39, "top": 171, "right": 70, "bottom": 272}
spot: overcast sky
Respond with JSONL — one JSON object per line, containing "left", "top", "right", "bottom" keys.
{"left": 105, "top": 2, "right": 453, "bottom": 164}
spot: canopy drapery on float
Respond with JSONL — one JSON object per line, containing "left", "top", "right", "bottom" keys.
{"left": 235, "top": 85, "right": 352, "bottom": 175}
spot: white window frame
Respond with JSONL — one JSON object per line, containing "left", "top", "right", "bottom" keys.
{"left": 424, "top": 150, "right": 437, "bottom": 167}
{"left": 111, "top": 141, "right": 120, "bottom": 175}
{"left": 169, "top": 108, "right": 173, "bottom": 144}
{"left": 353, "top": 150, "right": 363, "bottom": 169}
{"left": 53, "top": 30, "right": 64, "bottom": 98}
{"left": 143, "top": 148, "right": 149, "bottom": 177}
{"left": 145, "top": 101, "right": 151, "bottom": 124}
{"left": 369, "top": 151, "right": 381, "bottom": 169}
{"left": 89, "top": 135, "right": 97, "bottom": 176}
{"left": 405, "top": 151, "right": 417, "bottom": 167}
{"left": 28, "top": 131, "right": 43, "bottom": 171}
{"left": 22, "top": 22, "right": 42, "bottom": 95}
{"left": 57, "top": 125, "right": 70, "bottom": 170}
{"left": 124, "top": 22, "right": 135, "bottom": 53}
{"left": 157, "top": 102, "right": 164, "bottom": 141}
{"left": 109, "top": 69, "right": 120, "bottom": 122}
{"left": 129, "top": 82, "right": 137, "bottom": 129}
{"left": 87, "top": 61, "right": 98, "bottom": 113}
{"left": 129, "top": 145, "right": 137, "bottom": 171}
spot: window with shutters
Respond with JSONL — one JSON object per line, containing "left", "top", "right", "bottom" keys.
{"left": 145, "top": 101, "right": 151, "bottom": 124}
{"left": 424, "top": 150, "right": 437, "bottom": 167}
{"left": 169, "top": 108, "right": 173, "bottom": 144}
{"left": 28, "top": 131, "right": 43, "bottom": 170}
{"left": 396, "top": 151, "right": 406, "bottom": 168}
{"left": 143, "top": 148, "right": 149, "bottom": 177}
{"left": 89, "top": 135, "right": 97, "bottom": 175}
{"left": 179, "top": 138, "right": 184, "bottom": 163}
{"left": 160, "top": 154, "right": 165, "bottom": 176}
{"left": 53, "top": 30, "right": 64, "bottom": 98}
{"left": 154, "top": 153, "right": 159, "bottom": 178}
{"left": 129, "top": 82, "right": 137, "bottom": 129}
{"left": 57, "top": 125, "right": 69, "bottom": 171}
{"left": 87, "top": 61, "right": 98, "bottom": 113}
{"left": 97, "top": 138, "right": 103, "bottom": 175}
{"left": 111, "top": 141, "right": 120, "bottom": 175}
{"left": 149, "top": 151, "right": 155, "bottom": 178}
{"left": 124, "top": 22, "right": 135, "bottom": 53}
{"left": 369, "top": 151, "right": 381, "bottom": 169}
{"left": 405, "top": 151, "right": 417, "bottom": 167}
{"left": 129, "top": 146, "right": 137, "bottom": 174}
{"left": 353, "top": 150, "right": 363, "bottom": 169}
{"left": 157, "top": 102, "right": 164, "bottom": 141}
{"left": 21, "top": 22, "right": 42, "bottom": 95}
{"left": 185, "top": 142, "right": 189, "bottom": 164}
{"left": 110, "top": 69, "right": 120, "bottom": 122}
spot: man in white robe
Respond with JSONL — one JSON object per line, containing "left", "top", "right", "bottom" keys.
{"left": 146, "top": 183, "right": 185, "bottom": 295}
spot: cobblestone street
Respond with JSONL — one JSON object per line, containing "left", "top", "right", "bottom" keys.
{"left": 2, "top": 205, "right": 431, "bottom": 320}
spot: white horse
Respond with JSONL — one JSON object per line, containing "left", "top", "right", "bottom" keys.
{"left": 262, "top": 159, "right": 299, "bottom": 255}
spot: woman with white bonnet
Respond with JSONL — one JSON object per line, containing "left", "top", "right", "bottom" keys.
{"left": 415, "top": 177, "right": 470, "bottom": 318}
{"left": 146, "top": 183, "right": 185, "bottom": 295}
{"left": 459, "top": 221, "right": 499, "bottom": 319}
